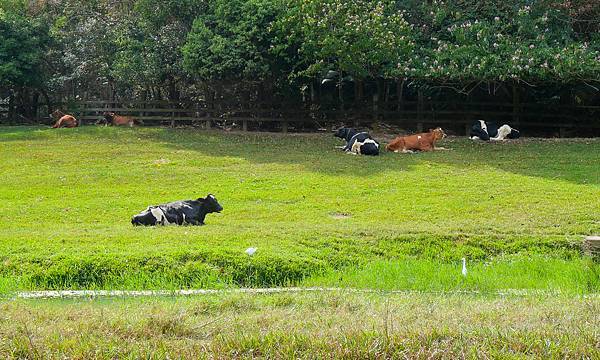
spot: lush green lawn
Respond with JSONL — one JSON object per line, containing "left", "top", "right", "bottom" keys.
{"left": 0, "top": 126, "right": 598, "bottom": 292}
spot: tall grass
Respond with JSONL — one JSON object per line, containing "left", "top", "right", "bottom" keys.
{"left": 1, "top": 292, "right": 598, "bottom": 358}
{"left": 303, "top": 256, "right": 600, "bottom": 294}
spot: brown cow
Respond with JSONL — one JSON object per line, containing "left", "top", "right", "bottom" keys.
{"left": 386, "top": 127, "right": 448, "bottom": 153}
{"left": 51, "top": 110, "right": 79, "bottom": 128}
{"left": 102, "top": 112, "right": 136, "bottom": 127}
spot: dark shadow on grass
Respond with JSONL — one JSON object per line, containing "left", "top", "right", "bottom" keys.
{"left": 147, "top": 127, "right": 600, "bottom": 185}
{"left": 1, "top": 126, "right": 598, "bottom": 184}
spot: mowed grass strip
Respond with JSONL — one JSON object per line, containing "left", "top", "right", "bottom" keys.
{"left": 0, "top": 292, "right": 598, "bottom": 358}
{"left": 0, "top": 126, "right": 598, "bottom": 291}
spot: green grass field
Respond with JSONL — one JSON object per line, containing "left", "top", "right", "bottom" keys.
{"left": 0, "top": 126, "right": 598, "bottom": 293}
{"left": 2, "top": 292, "right": 599, "bottom": 358}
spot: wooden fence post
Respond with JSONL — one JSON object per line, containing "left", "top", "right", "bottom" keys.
{"left": 417, "top": 89, "right": 424, "bottom": 132}
{"left": 373, "top": 91, "right": 379, "bottom": 124}
{"left": 512, "top": 84, "right": 520, "bottom": 126}
{"left": 282, "top": 121, "right": 288, "bottom": 133}
{"left": 396, "top": 79, "right": 404, "bottom": 112}
{"left": 8, "top": 94, "right": 14, "bottom": 125}
{"left": 242, "top": 120, "right": 248, "bottom": 132}
{"left": 584, "top": 236, "right": 600, "bottom": 258}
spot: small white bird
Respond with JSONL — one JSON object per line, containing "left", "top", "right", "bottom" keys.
{"left": 245, "top": 247, "right": 257, "bottom": 256}
{"left": 461, "top": 258, "right": 467, "bottom": 277}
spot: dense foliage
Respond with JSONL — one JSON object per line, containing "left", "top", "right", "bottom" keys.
{"left": 0, "top": 0, "right": 598, "bottom": 105}
{"left": 0, "top": 4, "right": 50, "bottom": 88}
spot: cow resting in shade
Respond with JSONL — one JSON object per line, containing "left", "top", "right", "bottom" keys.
{"left": 102, "top": 112, "right": 137, "bottom": 127}
{"left": 131, "top": 194, "right": 223, "bottom": 226}
{"left": 470, "top": 120, "right": 520, "bottom": 141}
{"left": 51, "top": 110, "right": 78, "bottom": 128}
{"left": 386, "top": 127, "right": 448, "bottom": 153}
{"left": 333, "top": 127, "right": 380, "bottom": 156}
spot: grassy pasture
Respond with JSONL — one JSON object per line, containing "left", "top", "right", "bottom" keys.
{"left": 1, "top": 292, "right": 599, "bottom": 358}
{"left": 0, "top": 126, "right": 598, "bottom": 292}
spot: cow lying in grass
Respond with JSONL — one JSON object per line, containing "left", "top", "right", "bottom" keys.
{"left": 51, "top": 110, "right": 78, "bottom": 128}
{"left": 102, "top": 112, "right": 137, "bottom": 127}
{"left": 333, "top": 127, "right": 380, "bottom": 156}
{"left": 386, "top": 127, "right": 448, "bottom": 153}
{"left": 470, "top": 120, "right": 520, "bottom": 141}
{"left": 131, "top": 194, "right": 223, "bottom": 226}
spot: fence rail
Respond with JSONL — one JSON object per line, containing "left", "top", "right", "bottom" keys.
{"left": 2, "top": 99, "right": 599, "bottom": 134}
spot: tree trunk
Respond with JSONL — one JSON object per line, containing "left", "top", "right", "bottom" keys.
{"left": 512, "top": 84, "right": 520, "bottom": 126}
{"left": 396, "top": 79, "right": 405, "bottom": 112}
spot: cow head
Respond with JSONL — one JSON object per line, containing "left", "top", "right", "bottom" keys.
{"left": 333, "top": 127, "right": 357, "bottom": 142}
{"left": 50, "top": 109, "right": 65, "bottom": 120}
{"left": 431, "top": 127, "right": 447, "bottom": 140}
{"left": 103, "top": 112, "right": 116, "bottom": 121}
{"left": 507, "top": 128, "right": 520, "bottom": 139}
{"left": 333, "top": 127, "right": 348, "bottom": 139}
{"left": 202, "top": 194, "right": 223, "bottom": 214}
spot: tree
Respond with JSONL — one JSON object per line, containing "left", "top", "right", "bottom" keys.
{"left": 281, "top": 0, "right": 415, "bottom": 80}
{"left": 111, "top": 0, "right": 207, "bottom": 100}
{"left": 183, "top": 0, "right": 289, "bottom": 88}
{"left": 0, "top": 5, "right": 50, "bottom": 88}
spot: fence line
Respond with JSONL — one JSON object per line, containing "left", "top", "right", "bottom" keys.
{"left": 2, "top": 99, "right": 599, "bottom": 134}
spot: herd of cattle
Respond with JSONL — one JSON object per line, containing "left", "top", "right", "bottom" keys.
{"left": 50, "top": 109, "right": 520, "bottom": 153}
{"left": 50, "top": 110, "right": 520, "bottom": 226}
{"left": 333, "top": 120, "right": 519, "bottom": 156}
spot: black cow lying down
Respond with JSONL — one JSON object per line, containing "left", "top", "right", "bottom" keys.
{"left": 334, "top": 127, "right": 380, "bottom": 155}
{"left": 470, "top": 120, "right": 520, "bottom": 141}
{"left": 132, "top": 194, "right": 223, "bottom": 226}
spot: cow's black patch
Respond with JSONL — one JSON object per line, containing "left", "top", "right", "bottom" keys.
{"left": 334, "top": 127, "right": 380, "bottom": 156}
{"left": 470, "top": 120, "right": 520, "bottom": 141}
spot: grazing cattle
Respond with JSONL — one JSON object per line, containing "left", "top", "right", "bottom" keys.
{"left": 333, "top": 127, "right": 380, "bottom": 156}
{"left": 103, "top": 112, "right": 136, "bottom": 127}
{"left": 51, "top": 110, "right": 78, "bottom": 128}
{"left": 131, "top": 194, "right": 223, "bottom": 226}
{"left": 386, "top": 127, "right": 448, "bottom": 153}
{"left": 470, "top": 120, "right": 520, "bottom": 141}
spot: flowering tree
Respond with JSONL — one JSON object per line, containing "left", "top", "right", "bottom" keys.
{"left": 281, "top": 0, "right": 415, "bottom": 80}
{"left": 407, "top": 1, "right": 600, "bottom": 84}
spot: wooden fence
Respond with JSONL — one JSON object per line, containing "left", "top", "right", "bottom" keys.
{"left": 2, "top": 98, "right": 599, "bottom": 135}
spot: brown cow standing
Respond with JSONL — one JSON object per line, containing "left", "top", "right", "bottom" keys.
{"left": 386, "top": 127, "right": 448, "bottom": 153}
{"left": 51, "top": 110, "right": 79, "bottom": 128}
{"left": 102, "top": 112, "right": 136, "bottom": 127}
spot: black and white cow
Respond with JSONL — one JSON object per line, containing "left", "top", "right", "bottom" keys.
{"left": 470, "top": 120, "right": 520, "bottom": 141}
{"left": 131, "top": 194, "right": 223, "bottom": 226}
{"left": 333, "top": 127, "right": 380, "bottom": 156}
